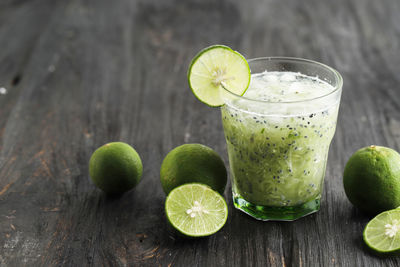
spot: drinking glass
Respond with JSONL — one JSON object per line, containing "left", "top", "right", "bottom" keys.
{"left": 220, "top": 57, "right": 343, "bottom": 221}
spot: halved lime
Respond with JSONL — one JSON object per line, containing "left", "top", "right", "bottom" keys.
{"left": 363, "top": 209, "right": 400, "bottom": 255}
{"left": 187, "top": 45, "right": 251, "bottom": 107}
{"left": 165, "top": 183, "right": 228, "bottom": 237}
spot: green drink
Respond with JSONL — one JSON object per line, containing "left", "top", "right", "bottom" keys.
{"left": 220, "top": 57, "right": 343, "bottom": 221}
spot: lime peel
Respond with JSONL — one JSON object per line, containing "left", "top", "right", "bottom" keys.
{"left": 343, "top": 145, "right": 400, "bottom": 215}
{"left": 160, "top": 143, "right": 227, "bottom": 195}
{"left": 89, "top": 142, "right": 142, "bottom": 194}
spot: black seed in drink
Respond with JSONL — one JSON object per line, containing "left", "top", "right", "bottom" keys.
{"left": 275, "top": 126, "right": 278, "bottom": 128}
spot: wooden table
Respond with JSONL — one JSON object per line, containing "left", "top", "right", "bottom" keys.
{"left": 1, "top": 0, "right": 400, "bottom": 266}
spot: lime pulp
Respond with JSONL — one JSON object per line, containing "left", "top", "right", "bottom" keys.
{"left": 165, "top": 183, "right": 228, "bottom": 237}
{"left": 363, "top": 209, "right": 400, "bottom": 255}
{"left": 187, "top": 45, "right": 250, "bottom": 107}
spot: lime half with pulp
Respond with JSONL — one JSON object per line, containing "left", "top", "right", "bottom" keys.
{"left": 363, "top": 209, "right": 400, "bottom": 255}
{"left": 187, "top": 45, "right": 250, "bottom": 107}
{"left": 165, "top": 183, "right": 228, "bottom": 237}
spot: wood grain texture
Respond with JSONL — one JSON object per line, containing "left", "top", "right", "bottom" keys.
{"left": 1, "top": 0, "right": 400, "bottom": 266}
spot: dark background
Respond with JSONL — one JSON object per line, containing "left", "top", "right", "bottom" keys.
{"left": 1, "top": 0, "right": 400, "bottom": 266}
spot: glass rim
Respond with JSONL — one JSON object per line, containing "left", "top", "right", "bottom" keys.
{"left": 221, "top": 56, "right": 343, "bottom": 104}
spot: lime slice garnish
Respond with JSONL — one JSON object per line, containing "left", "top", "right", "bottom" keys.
{"left": 165, "top": 183, "right": 228, "bottom": 237}
{"left": 363, "top": 209, "right": 400, "bottom": 255}
{"left": 187, "top": 45, "right": 251, "bottom": 107}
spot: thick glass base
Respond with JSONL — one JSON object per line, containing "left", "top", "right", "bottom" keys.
{"left": 233, "top": 193, "right": 320, "bottom": 221}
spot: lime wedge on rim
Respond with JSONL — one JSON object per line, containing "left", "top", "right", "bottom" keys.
{"left": 187, "top": 45, "right": 251, "bottom": 107}
{"left": 363, "top": 209, "right": 400, "bottom": 255}
{"left": 165, "top": 183, "right": 228, "bottom": 237}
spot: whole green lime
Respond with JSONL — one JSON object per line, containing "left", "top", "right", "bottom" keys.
{"left": 160, "top": 144, "right": 227, "bottom": 195}
{"left": 343, "top": 145, "right": 400, "bottom": 215}
{"left": 89, "top": 142, "right": 143, "bottom": 194}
